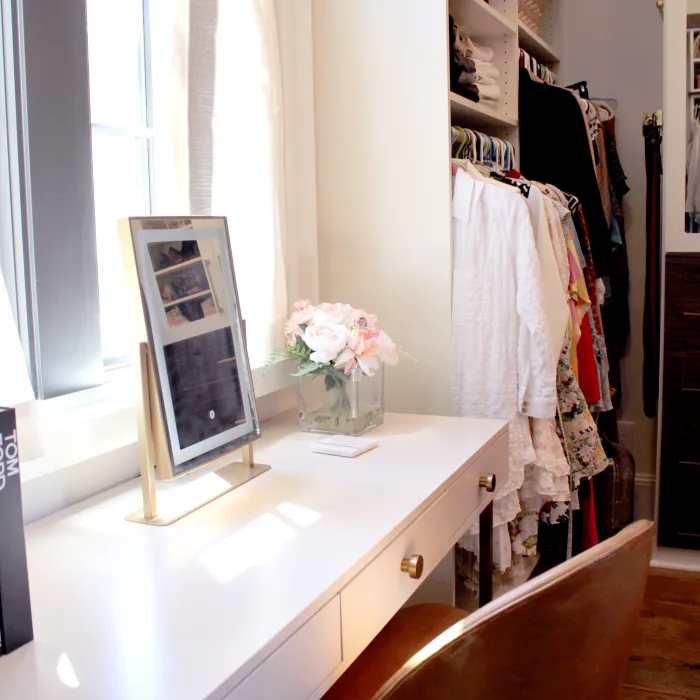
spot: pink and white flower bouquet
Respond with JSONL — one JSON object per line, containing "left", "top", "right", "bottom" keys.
{"left": 269, "top": 301, "right": 400, "bottom": 434}
{"left": 270, "top": 300, "right": 399, "bottom": 378}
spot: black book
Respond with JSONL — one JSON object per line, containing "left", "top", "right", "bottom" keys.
{"left": 0, "top": 407, "right": 33, "bottom": 654}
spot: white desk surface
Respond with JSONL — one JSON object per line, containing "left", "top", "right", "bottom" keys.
{"left": 0, "top": 412, "right": 506, "bottom": 700}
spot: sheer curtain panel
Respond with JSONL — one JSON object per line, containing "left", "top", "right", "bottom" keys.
{"left": 188, "top": 0, "right": 288, "bottom": 369}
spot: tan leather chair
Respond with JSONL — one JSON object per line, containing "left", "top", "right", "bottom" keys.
{"left": 325, "top": 519, "right": 654, "bottom": 700}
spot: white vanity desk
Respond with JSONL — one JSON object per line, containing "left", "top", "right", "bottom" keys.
{"left": 0, "top": 412, "right": 507, "bottom": 700}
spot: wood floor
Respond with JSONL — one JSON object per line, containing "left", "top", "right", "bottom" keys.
{"left": 621, "top": 568, "right": 700, "bottom": 699}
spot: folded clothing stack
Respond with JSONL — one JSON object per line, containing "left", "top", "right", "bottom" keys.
{"left": 449, "top": 16, "right": 501, "bottom": 104}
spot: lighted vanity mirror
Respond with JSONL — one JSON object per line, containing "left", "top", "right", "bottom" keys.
{"left": 122, "top": 216, "right": 260, "bottom": 479}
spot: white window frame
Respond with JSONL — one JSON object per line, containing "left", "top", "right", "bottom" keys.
{"left": 89, "top": 0, "right": 156, "bottom": 367}
{"left": 7, "top": 0, "right": 318, "bottom": 525}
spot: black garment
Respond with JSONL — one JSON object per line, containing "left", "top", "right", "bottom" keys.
{"left": 605, "top": 118, "right": 630, "bottom": 201}
{"left": 453, "top": 85, "right": 480, "bottom": 103}
{"left": 519, "top": 69, "right": 612, "bottom": 276}
{"left": 449, "top": 16, "right": 480, "bottom": 103}
{"left": 600, "top": 118, "right": 631, "bottom": 408}
{"left": 643, "top": 123, "right": 662, "bottom": 418}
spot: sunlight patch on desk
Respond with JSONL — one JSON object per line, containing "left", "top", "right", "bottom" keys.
{"left": 276, "top": 502, "right": 322, "bottom": 527}
{"left": 57, "top": 653, "right": 80, "bottom": 689}
{"left": 200, "top": 513, "right": 296, "bottom": 583}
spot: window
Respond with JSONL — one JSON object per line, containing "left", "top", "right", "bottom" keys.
{"left": 86, "top": 0, "right": 152, "bottom": 366}
{"left": 3, "top": 0, "right": 295, "bottom": 406}
{"left": 86, "top": 0, "right": 287, "bottom": 371}
{"left": 0, "top": 0, "right": 317, "bottom": 519}
{"left": 0, "top": 0, "right": 33, "bottom": 406}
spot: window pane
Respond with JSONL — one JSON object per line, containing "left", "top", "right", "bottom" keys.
{"left": 91, "top": 131, "right": 150, "bottom": 363}
{"left": 0, "top": 0, "right": 17, "bottom": 322}
{"left": 86, "top": 0, "right": 146, "bottom": 127}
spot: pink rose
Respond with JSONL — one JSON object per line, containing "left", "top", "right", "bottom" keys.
{"left": 313, "top": 302, "right": 354, "bottom": 326}
{"left": 335, "top": 328, "right": 381, "bottom": 376}
{"left": 303, "top": 323, "right": 351, "bottom": 363}
{"left": 336, "top": 328, "right": 399, "bottom": 375}
{"left": 285, "top": 301, "right": 316, "bottom": 344}
{"left": 288, "top": 306, "right": 315, "bottom": 328}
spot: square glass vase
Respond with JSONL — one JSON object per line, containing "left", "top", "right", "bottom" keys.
{"left": 297, "top": 366, "right": 384, "bottom": 436}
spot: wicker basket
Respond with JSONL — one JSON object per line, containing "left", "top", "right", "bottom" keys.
{"left": 519, "top": 0, "right": 545, "bottom": 34}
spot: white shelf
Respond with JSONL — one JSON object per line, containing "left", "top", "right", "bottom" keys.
{"left": 163, "top": 289, "right": 211, "bottom": 309}
{"left": 155, "top": 256, "right": 204, "bottom": 277}
{"left": 690, "top": 89, "right": 700, "bottom": 95}
{"left": 517, "top": 21, "right": 559, "bottom": 64}
{"left": 449, "top": 92, "right": 518, "bottom": 130}
{"left": 451, "top": 0, "right": 516, "bottom": 38}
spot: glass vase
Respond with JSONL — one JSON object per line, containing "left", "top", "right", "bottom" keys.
{"left": 297, "top": 366, "right": 384, "bottom": 436}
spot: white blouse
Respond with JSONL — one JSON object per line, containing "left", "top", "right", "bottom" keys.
{"left": 451, "top": 168, "right": 556, "bottom": 569}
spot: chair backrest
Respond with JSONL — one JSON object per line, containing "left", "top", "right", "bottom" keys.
{"left": 377, "top": 519, "right": 655, "bottom": 700}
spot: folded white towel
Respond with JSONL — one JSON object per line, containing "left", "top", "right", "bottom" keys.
{"left": 472, "top": 58, "right": 500, "bottom": 80}
{"left": 477, "top": 83, "right": 501, "bottom": 101}
{"left": 458, "top": 72, "right": 497, "bottom": 87}
{"left": 464, "top": 37, "right": 494, "bottom": 63}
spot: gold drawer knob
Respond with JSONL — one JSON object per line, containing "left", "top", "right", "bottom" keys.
{"left": 400, "top": 555, "right": 424, "bottom": 580}
{"left": 479, "top": 474, "right": 496, "bottom": 492}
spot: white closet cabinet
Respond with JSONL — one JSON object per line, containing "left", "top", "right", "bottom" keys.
{"left": 312, "top": 0, "right": 560, "bottom": 416}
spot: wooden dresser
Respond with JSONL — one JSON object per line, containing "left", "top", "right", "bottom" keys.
{"left": 659, "top": 253, "right": 700, "bottom": 548}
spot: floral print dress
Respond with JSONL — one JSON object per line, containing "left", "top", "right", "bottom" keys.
{"left": 555, "top": 326, "right": 611, "bottom": 486}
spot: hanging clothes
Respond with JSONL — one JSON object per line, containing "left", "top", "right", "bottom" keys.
{"left": 556, "top": 329, "right": 611, "bottom": 486}
{"left": 451, "top": 165, "right": 558, "bottom": 571}
{"left": 450, "top": 103, "right": 626, "bottom": 574}
{"left": 602, "top": 116, "right": 631, "bottom": 409}
{"left": 524, "top": 186, "right": 570, "bottom": 365}
{"left": 568, "top": 205, "right": 614, "bottom": 413}
{"left": 520, "top": 179, "right": 610, "bottom": 566}
{"left": 519, "top": 69, "right": 612, "bottom": 277}
{"left": 686, "top": 115, "right": 700, "bottom": 232}
{"left": 643, "top": 120, "right": 662, "bottom": 418}
{"left": 579, "top": 100, "right": 612, "bottom": 228}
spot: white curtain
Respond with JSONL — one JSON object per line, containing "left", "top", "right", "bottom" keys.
{"left": 0, "top": 271, "right": 34, "bottom": 406}
{"left": 187, "top": 0, "right": 288, "bottom": 368}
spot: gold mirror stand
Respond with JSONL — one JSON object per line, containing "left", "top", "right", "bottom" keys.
{"left": 125, "top": 342, "right": 270, "bottom": 526}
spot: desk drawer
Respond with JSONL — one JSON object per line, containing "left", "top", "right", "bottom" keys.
{"left": 340, "top": 435, "right": 507, "bottom": 662}
{"left": 226, "top": 596, "right": 341, "bottom": 700}
{"left": 665, "top": 254, "right": 700, "bottom": 335}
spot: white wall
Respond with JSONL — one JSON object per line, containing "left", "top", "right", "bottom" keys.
{"left": 558, "top": 0, "right": 663, "bottom": 482}
{"left": 312, "top": 1, "right": 454, "bottom": 416}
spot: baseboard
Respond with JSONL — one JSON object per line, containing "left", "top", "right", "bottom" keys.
{"left": 634, "top": 474, "right": 656, "bottom": 522}
{"left": 652, "top": 546, "right": 700, "bottom": 573}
